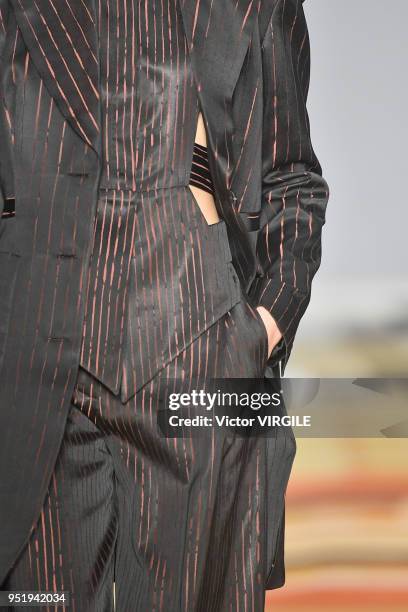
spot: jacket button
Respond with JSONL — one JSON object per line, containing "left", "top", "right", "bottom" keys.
{"left": 256, "top": 262, "right": 264, "bottom": 277}
{"left": 229, "top": 190, "right": 238, "bottom": 204}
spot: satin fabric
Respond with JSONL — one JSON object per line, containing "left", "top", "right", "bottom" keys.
{"left": 6, "top": 298, "right": 296, "bottom": 612}
{"left": 0, "top": 0, "right": 329, "bottom": 592}
{"left": 79, "top": 0, "right": 237, "bottom": 400}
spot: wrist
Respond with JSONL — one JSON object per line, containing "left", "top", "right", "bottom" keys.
{"left": 256, "top": 306, "right": 283, "bottom": 357}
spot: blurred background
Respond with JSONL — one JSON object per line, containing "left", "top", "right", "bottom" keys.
{"left": 266, "top": 1, "right": 408, "bottom": 610}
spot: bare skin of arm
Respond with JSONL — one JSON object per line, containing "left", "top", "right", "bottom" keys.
{"left": 190, "top": 113, "right": 282, "bottom": 357}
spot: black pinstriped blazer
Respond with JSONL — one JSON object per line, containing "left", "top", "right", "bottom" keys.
{"left": 0, "top": 0, "right": 329, "bottom": 585}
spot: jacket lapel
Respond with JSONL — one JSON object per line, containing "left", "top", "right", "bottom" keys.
{"left": 10, "top": 0, "right": 101, "bottom": 156}
{"left": 177, "top": 0, "right": 257, "bottom": 101}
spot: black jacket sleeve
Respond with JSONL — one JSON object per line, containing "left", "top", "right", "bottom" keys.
{"left": 250, "top": 0, "right": 330, "bottom": 376}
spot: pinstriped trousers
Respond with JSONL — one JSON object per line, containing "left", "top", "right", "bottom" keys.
{"left": 4, "top": 289, "right": 296, "bottom": 612}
